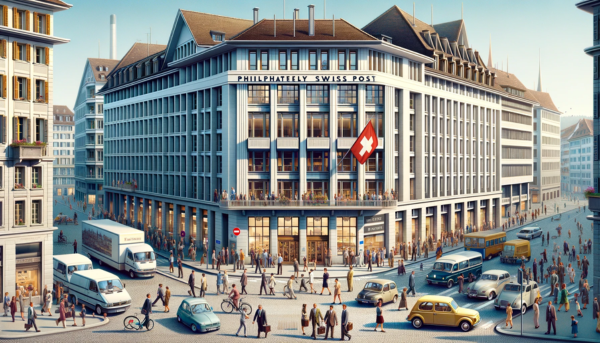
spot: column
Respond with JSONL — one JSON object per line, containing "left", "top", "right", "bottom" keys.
{"left": 174, "top": 205, "right": 181, "bottom": 246}
{"left": 299, "top": 216, "right": 307, "bottom": 263}
{"left": 449, "top": 203, "right": 456, "bottom": 235}
{"left": 494, "top": 198, "right": 501, "bottom": 230}
{"left": 434, "top": 205, "right": 442, "bottom": 242}
{"left": 237, "top": 84, "right": 249, "bottom": 196}
{"left": 414, "top": 93, "right": 424, "bottom": 199}
{"left": 474, "top": 200, "right": 480, "bottom": 231}
{"left": 299, "top": 84, "right": 307, "bottom": 196}
{"left": 385, "top": 212, "right": 394, "bottom": 252}
{"left": 356, "top": 215, "right": 365, "bottom": 260}
{"left": 329, "top": 84, "right": 338, "bottom": 198}
{"left": 400, "top": 89, "right": 411, "bottom": 202}
{"left": 404, "top": 210, "right": 411, "bottom": 244}
{"left": 161, "top": 201, "right": 167, "bottom": 235}
{"left": 486, "top": 199, "right": 493, "bottom": 229}
{"left": 384, "top": 86, "right": 395, "bottom": 193}
{"left": 151, "top": 199, "right": 157, "bottom": 229}
{"left": 142, "top": 199, "right": 147, "bottom": 230}
{"left": 448, "top": 100, "right": 454, "bottom": 197}
{"left": 133, "top": 196, "right": 139, "bottom": 228}
{"left": 269, "top": 215, "right": 278, "bottom": 256}
{"left": 357, "top": 84, "right": 366, "bottom": 197}
{"left": 419, "top": 207, "right": 426, "bottom": 245}
{"left": 196, "top": 207, "right": 203, "bottom": 255}
{"left": 184, "top": 205, "right": 191, "bottom": 245}
{"left": 208, "top": 210, "right": 215, "bottom": 263}
{"left": 329, "top": 214, "right": 338, "bottom": 264}
{"left": 269, "top": 84, "right": 278, "bottom": 195}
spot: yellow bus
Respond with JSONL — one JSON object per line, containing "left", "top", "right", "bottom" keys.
{"left": 464, "top": 231, "right": 507, "bottom": 260}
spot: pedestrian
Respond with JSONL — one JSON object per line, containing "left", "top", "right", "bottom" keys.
{"left": 333, "top": 278, "right": 342, "bottom": 304}
{"left": 142, "top": 293, "right": 152, "bottom": 329}
{"left": 3, "top": 292, "right": 9, "bottom": 317}
{"left": 216, "top": 271, "right": 223, "bottom": 294}
{"left": 593, "top": 297, "right": 599, "bottom": 321}
{"left": 324, "top": 304, "right": 338, "bottom": 339}
{"left": 177, "top": 256, "right": 183, "bottom": 278}
{"left": 533, "top": 297, "right": 540, "bottom": 329}
{"left": 301, "top": 304, "right": 309, "bottom": 336}
{"left": 408, "top": 271, "right": 416, "bottom": 297}
{"left": 188, "top": 270, "right": 196, "bottom": 297}
{"left": 309, "top": 269, "right": 316, "bottom": 294}
{"left": 200, "top": 273, "right": 207, "bottom": 298}
{"left": 375, "top": 300, "right": 385, "bottom": 332}
{"left": 309, "top": 303, "right": 323, "bottom": 340}
{"left": 240, "top": 269, "right": 248, "bottom": 295}
{"left": 321, "top": 268, "right": 332, "bottom": 295}
{"left": 152, "top": 284, "right": 164, "bottom": 307}
{"left": 80, "top": 304, "right": 87, "bottom": 327}
{"left": 550, "top": 271, "right": 558, "bottom": 296}
{"left": 558, "top": 283, "right": 569, "bottom": 312}
{"left": 458, "top": 274, "right": 465, "bottom": 294}
{"left": 236, "top": 303, "right": 249, "bottom": 337}
{"left": 9, "top": 296, "right": 16, "bottom": 322}
{"left": 398, "top": 287, "right": 409, "bottom": 311}
{"left": 340, "top": 303, "right": 351, "bottom": 341}
{"left": 73, "top": 239, "right": 77, "bottom": 254}
{"left": 545, "top": 301, "right": 556, "bottom": 335}
{"left": 70, "top": 303, "right": 77, "bottom": 326}
{"left": 169, "top": 252, "right": 174, "bottom": 273}
{"left": 17, "top": 290, "right": 24, "bottom": 321}
{"left": 398, "top": 259, "right": 406, "bottom": 275}
{"left": 252, "top": 304, "right": 268, "bottom": 338}
{"left": 581, "top": 279, "right": 590, "bottom": 309}
{"left": 259, "top": 272, "right": 268, "bottom": 295}
{"left": 223, "top": 270, "right": 230, "bottom": 293}
{"left": 164, "top": 286, "right": 171, "bottom": 313}
{"left": 25, "top": 302, "right": 40, "bottom": 332}
{"left": 55, "top": 297, "right": 66, "bottom": 328}
{"left": 303, "top": 256, "right": 308, "bottom": 272}
{"left": 268, "top": 273, "right": 276, "bottom": 295}
{"left": 293, "top": 258, "right": 299, "bottom": 279}
{"left": 505, "top": 304, "right": 513, "bottom": 329}
{"left": 299, "top": 274, "right": 308, "bottom": 292}
{"left": 347, "top": 266, "right": 354, "bottom": 292}
{"left": 285, "top": 276, "right": 297, "bottom": 300}
{"left": 277, "top": 253, "right": 283, "bottom": 275}
{"left": 229, "top": 284, "right": 241, "bottom": 309}
{"left": 254, "top": 252, "right": 262, "bottom": 274}
{"left": 576, "top": 300, "right": 583, "bottom": 317}
{"left": 571, "top": 315, "right": 578, "bottom": 338}
{"left": 367, "top": 253, "right": 373, "bottom": 272}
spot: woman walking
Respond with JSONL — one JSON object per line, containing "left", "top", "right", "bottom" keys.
{"left": 374, "top": 300, "right": 385, "bottom": 332}
{"left": 301, "top": 304, "right": 309, "bottom": 336}
{"left": 55, "top": 298, "right": 66, "bottom": 328}
{"left": 398, "top": 259, "right": 406, "bottom": 275}
{"left": 309, "top": 270, "right": 316, "bottom": 294}
{"left": 533, "top": 297, "right": 540, "bottom": 329}
{"left": 164, "top": 286, "right": 171, "bottom": 313}
{"left": 558, "top": 283, "right": 569, "bottom": 312}
{"left": 320, "top": 268, "right": 331, "bottom": 295}
{"left": 80, "top": 304, "right": 87, "bottom": 327}
{"left": 223, "top": 270, "right": 230, "bottom": 293}
{"left": 269, "top": 273, "right": 276, "bottom": 295}
{"left": 505, "top": 304, "right": 513, "bottom": 329}
{"left": 216, "top": 271, "right": 223, "bottom": 295}
{"left": 333, "top": 279, "right": 342, "bottom": 304}
{"left": 581, "top": 280, "right": 590, "bottom": 309}
{"left": 9, "top": 296, "right": 17, "bottom": 322}
{"left": 70, "top": 303, "right": 77, "bottom": 326}
{"left": 43, "top": 290, "right": 52, "bottom": 316}
{"left": 398, "top": 287, "right": 408, "bottom": 311}
{"left": 17, "top": 290, "right": 24, "bottom": 321}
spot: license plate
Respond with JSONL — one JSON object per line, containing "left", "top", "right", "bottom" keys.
{"left": 116, "top": 309, "right": 125, "bottom": 312}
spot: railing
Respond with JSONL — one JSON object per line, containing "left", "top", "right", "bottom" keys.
{"left": 111, "top": 183, "right": 136, "bottom": 191}
{"left": 218, "top": 199, "right": 397, "bottom": 208}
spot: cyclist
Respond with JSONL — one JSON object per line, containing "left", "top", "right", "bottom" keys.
{"left": 142, "top": 294, "right": 152, "bottom": 329}
{"left": 58, "top": 230, "right": 65, "bottom": 243}
{"left": 229, "top": 284, "right": 240, "bottom": 310}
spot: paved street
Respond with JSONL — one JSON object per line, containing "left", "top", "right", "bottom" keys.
{"left": 2, "top": 198, "right": 590, "bottom": 343}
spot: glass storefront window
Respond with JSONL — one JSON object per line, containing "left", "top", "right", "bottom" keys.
{"left": 364, "top": 234, "right": 384, "bottom": 254}
{"left": 395, "top": 221, "right": 403, "bottom": 247}
{"left": 191, "top": 208, "right": 197, "bottom": 242}
{"left": 179, "top": 205, "right": 186, "bottom": 235}
{"left": 156, "top": 201, "right": 162, "bottom": 229}
{"left": 336, "top": 217, "right": 356, "bottom": 255}
{"left": 15, "top": 243, "right": 41, "bottom": 298}
{"left": 249, "top": 217, "right": 270, "bottom": 253}
{"left": 277, "top": 217, "right": 298, "bottom": 236}
{"left": 167, "top": 203, "right": 174, "bottom": 237}
{"left": 307, "top": 217, "right": 329, "bottom": 236}
{"left": 202, "top": 210, "right": 208, "bottom": 249}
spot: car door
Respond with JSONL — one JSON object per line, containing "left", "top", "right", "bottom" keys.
{"left": 434, "top": 302, "right": 455, "bottom": 326}
{"left": 180, "top": 303, "right": 190, "bottom": 326}
{"left": 530, "top": 283, "right": 538, "bottom": 304}
{"left": 126, "top": 250, "right": 134, "bottom": 269}
{"left": 524, "top": 285, "right": 532, "bottom": 306}
{"left": 416, "top": 302, "right": 434, "bottom": 324}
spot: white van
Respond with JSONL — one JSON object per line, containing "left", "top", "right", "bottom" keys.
{"left": 67, "top": 269, "right": 132, "bottom": 316}
{"left": 53, "top": 254, "right": 93, "bottom": 285}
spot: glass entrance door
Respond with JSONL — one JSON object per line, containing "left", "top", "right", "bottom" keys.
{"left": 278, "top": 240, "right": 299, "bottom": 263}
{"left": 307, "top": 241, "right": 328, "bottom": 265}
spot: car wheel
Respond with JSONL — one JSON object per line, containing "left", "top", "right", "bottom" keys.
{"left": 487, "top": 291, "right": 496, "bottom": 301}
{"left": 412, "top": 317, "right": 423, "bottom": 329}
{"left": 427, "top": 280, "right": 432, "bottom": 285}
{"left": 460, "top": 320, "right": 472, "bottom": 332}
{"left": 521, "top": 304, "right": 527, "bottom": 315}
{"left": 191, "top": 324, "right": 198, "bottom": 333}
{"left": 392, "top": 295, "right": 398, "bottom": 304}
{"left": 129, "top": 270, "right": 135, "bottom": 279}
{"left": 95, "top": 305, "right": 103, "bottom": 316}
{"left": 447, "top": 280, "right": 454, "bottom": 288}
{"left": 177, "top": 315, "right": 182, "bottom": 323}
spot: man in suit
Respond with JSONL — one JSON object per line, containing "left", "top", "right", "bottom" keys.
{"left": 408, "top": 271, "right": 416, "bottom": 297}
{"left": 367, "top": 253, "right": 373, "bottom": 272}
{"left": 177, "top": 257, "right": 183, "bottom": 278}
{"left": 277, "top": 254, "right": 283, "bottom": 275}
{"left": 188, "top": 271, "right": 196, "bottom": 297}
{"left": 340, "top": 304, "right": 351, "bottom": 341}
{"left": 324, "top": 305, "right": 338, "bottom": 339}
{"left": 533, "top": 258, "right": 538, "bottom": 283}
{"left": 259, "top": 272, "right": 268, "bottom": 295}
{"left": 142, "top": 294, "right": 152, "bottom": 329}
{"left": 545, "top": 301, "right": 556, "bottom": 335}
{"left": 252, "top": 305, "right": 268, "bottom": 338}
{"left": 240, "top": 269, "right": 248, "bottom": 295}
{"left": 309, "top": 303, "right": 323, "bottom": 340}
{"left": 25, "top": 302, "right": 40, "bottom": 332}
{"left": 593, "top": 297, "right": 599, "bottom": 320}
{"left": 549, "top": 271, "right": 558, "bottom": 296}
{"left": 199, "top": 273, "right": 207, "bottom": 298}
{"left": 255, "top": 253, "right": 262, "bottom": 274}
{"left": 557, "top": 262, "right": 565, "bottom": 286}
{"left": 152, "top": 284, "right": 164, "bottom": 306}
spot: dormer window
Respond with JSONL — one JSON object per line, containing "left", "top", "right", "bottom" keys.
{"left": 380, "top": 34, "right": 392, "bottom": 43}
{"left": 153, "top": 59, "right": 158, "bottom": 73}
{"left": 502, "top": 87, "right": 524, "bottom": 97}
{"left": 211, "top": 31, "right": 225, "bottom": 42}
{"left": 145, "top": 62, "right": 150, "bottom": 76}
{"left": 129, "top": 68, "right": 134, "bottom": 81}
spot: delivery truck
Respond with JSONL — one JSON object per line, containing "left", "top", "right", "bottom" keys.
{"left": 81, "top": 219, "right": 156, "bottom": 278}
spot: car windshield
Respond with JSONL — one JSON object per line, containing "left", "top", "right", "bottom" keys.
{"left": 363, "top": 282, "right": 383, "bottom": 292}
{"left": 450, "top": 300, "right": 459, "bottom": 310}
{"left": 134, "top": 252, "right": 155, "bottom": 262}
{"left": 191, "top": 303, "right": 211, "bottom": 314}
{"left": 503, "top": 284, "right": 521, "bottom": 292}
{"left": 433, "top": 262, "right": 453, "bottom": 271}
{"left": 98, "top": 279, "right": 124, "bottom": 293}
{"left": 520, "top": 230, "right": 530, "bottom": 233}
{"left": 503, "top": 245, "right": 515, "bottom": 257}
{"left": 67, "top": 264, "right": 92, "bottom": 274}
{"left": 481, "top": 274, "right": 498, "bottom": 281}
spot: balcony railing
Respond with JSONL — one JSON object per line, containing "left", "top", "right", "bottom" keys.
{"left": 218, "top": 199, "right": 396, "bottom": 209}
{"left": 111, "top": 183, "right": 136, "bottom": 191}
{"left": 11, "top": 145, "right": 46, "bottom": 160}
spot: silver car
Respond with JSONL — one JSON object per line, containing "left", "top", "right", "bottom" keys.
{"left": 494, "top": 280, "right": 540, "bottom": 314}
{"left": 516, "top": 227, "right": 542, "bottom": 240}
{"left": 465, "top": 270, "right": 510, "bottom": 300}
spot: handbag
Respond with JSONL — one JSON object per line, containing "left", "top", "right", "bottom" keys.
{"left": 301, "top": 319, "right": 309, "bottom": 327}
{"left": 346, "top": 322, "right": 353, "bottom": 331}
{"left": 65, "top": 312, "right": 72, "bottom": 319}
{"left": 263, "top": 324, "right": 271, "bottom": 333}
{"left": 24, "top": 323, "right": 32, "bottom": 330}
{"left": 317, "top": 325, "right": 326, "bottom": 335}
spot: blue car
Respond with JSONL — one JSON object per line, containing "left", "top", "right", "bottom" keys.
{"left": 176, "top": 297, "right": 220, "bottom": 333}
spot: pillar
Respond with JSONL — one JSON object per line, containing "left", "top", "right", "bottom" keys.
{"left": 434, "top": 205, "right": 442, "bottom": 241}
{"left": 270, "top": 214, "right": 278, "bottom": 255}
{"left": 269, "top": 83, "right": 278, "bottom": 195}
{"left": 329, "top": 84, "right": 337, "bottom": 198}
{"left": 299, "top": 216, "right": 307, "bottom": 264}
{"left": 400, "top": 89, "right": 411, "bottom": 202}
{"left": 185, "top": 205, "right": 191, "bottom": 245}
{"left": 384, "top": 86, "right": 395, "bottom": 193}
{"left": 299, "top": 84, "right": 307, "bottom": 196}
{"left": 236, "top": 85, "right": 249, "bottom": 196}
{"left": 357, "top": 215, "right": 365, "bottom": 260}
{"left": 385, "top": 212, "right": 395, "bottom": 252}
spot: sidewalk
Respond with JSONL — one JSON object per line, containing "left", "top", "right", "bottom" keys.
{"left": 154, "top": 198, "right": 585, "bottom": 280}
{"left": 0, "top": 305, "right": 109, "bottom": 339}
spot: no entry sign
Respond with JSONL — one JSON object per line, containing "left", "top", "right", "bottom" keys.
{"left": 180, "top": 231, "right": 185, "bottom": 237}
{"left": 233, "top": 227, "right": 241, "bottom": 236}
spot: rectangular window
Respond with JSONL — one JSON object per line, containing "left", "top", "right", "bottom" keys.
{"left": 277, "top": 113, "right": 299, "bottom": 137}
{"left": 337, "top": 112, "right": 357, "bottom": 137}
{"left": 320, "top": 50, "right": 329, "bottom": 70}
{"left": 338, "top": 85, "right": 357, "bottom": 104}
{"left": 32, "top": 167, "right": 41, "bottom": 187}
{"left": 367, "top": 112, "right": 384, "bottom": 136}
{"left": 366, "top": 151, "right": 383, "bottom": 172}
{"left": 16, "top": 77, "right": 27, "bottom": 99}
{"left": 15, "top": 166, "right": 24, "bottom": 189}
{"left": 336, "top": 217, "right": 356, "bottom": 255}
{"left": 248, "top": 112, "right": 269, "bottom": 137}
{"left": 338, "top": 50, "right": 346, "bottom": 70}
{"left": 349, "top": 50, "right": 357, "bottom": 70}
{"left": 306, "top": 85, "right": 329, "bottom": 104}
{"left": 32, "top": 200, "right": 41, "bottom": 224}
{"left": 248, "top": 151, "right": 270, "bottom": 172}
{"left": 260, "top": 50, "right": 269, "bottom": 70}
{"left": 307, "top": 112, "right": 329, "bottom": 137}
{"left": 277, "top": 151, "right": 298, "bottom": 171}
{"left": 277, "top": 85, "right": 298, "bottom": 104}
{"left": 307, "top": 217, "right": 329, "bottom": 236}
{"left": 337, "top": 152, "right": 357, "bottom": 172}
{"left": 34, "top": 79, "right": 45, "bottom": 102}
{"left": 365, "top": 85, "right": 384, "bottom": 104}
{"left": 337, "top": 181, "right": 357, "bottom": 199}
{"left": 248, "top": 85, "right": 270, "bottom": 104}
{"left": 15, "top": 200, "right": 25, "bottom": 226}
{"left": 34, "top": 47, "right": 45, "bottom": 64}
{"left": 278, "top": 50, "right": 287, "bottom": 70}
{"left": 248, "top": 217, "right": 270, "bottom": 253}
{"left": 309, "top": 50, "right": 318, "bottom": 70}
{"left": 277, "top": 217, "right": 299, "bottom": 235}
{"left": 277, "top": 181, "right": 299, "bottom": 199}
{"left": 307, "top": 151, "right": 329, "bottom": 172}
{"left": 248, "top": 50, "right": 257, "bottom": 70}
{"left": 290, "top": 50, "right": 299, "bottom": 70}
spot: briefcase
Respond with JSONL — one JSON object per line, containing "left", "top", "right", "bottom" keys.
{"left": 263, "top": 325, "right": 271, "bottom": 333}
{"left": 301, "top": 319, "right": 309, "bottom": 327}
{"left": 347, "top": 322, "right": 353, "bottom": 331}
{"left": 24, "top": 324, "right": 32, "bottom": 330}
{"left": 318, "top": 326, "right": 326, "bottom": 335}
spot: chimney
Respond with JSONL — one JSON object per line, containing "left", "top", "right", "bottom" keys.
{"left": 308, "top": 4, "right": 315, "bottom": 36}
{"left": 110, "top": 14, "right": 117, "bottom": 59}
{"left": 274, "top": 15, "right": 276, "bottom": 37}
{"left": 332, "top": 15, "right": 335, "bottom": 37}
{"left": 253, "top": 7, "right": 259, "bottom": 24}
{"left": 293, "top": 8, "right": 298, "bottom": 37}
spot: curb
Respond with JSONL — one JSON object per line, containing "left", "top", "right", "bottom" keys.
{"left": 154, "top": 203, "right": 584, "bottom": 280}
{"left": 0, "top": 317, "right": 110, "bottom": 340}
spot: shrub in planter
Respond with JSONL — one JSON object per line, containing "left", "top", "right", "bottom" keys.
{"left": 584, "top": 187, "right": 596, "bottom": 199}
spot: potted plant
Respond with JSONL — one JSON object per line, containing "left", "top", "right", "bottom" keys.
{"left": 584, "top": 187, "right": 596, "bottom": 199}
{"left": 18, "top": 218, "right": 24, "bottom": 226}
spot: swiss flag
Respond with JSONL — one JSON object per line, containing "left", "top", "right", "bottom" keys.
{"left": 350, "top": 122, "right": 378, "bottom": 164}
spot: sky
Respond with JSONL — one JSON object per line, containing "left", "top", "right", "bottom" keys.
{"left": 53, "top": 0, "right": 591, "bottom": 119}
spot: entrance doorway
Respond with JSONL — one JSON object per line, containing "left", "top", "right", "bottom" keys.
{"left": 278, "top": 240, "right": 299, "bottom": 263}
{"left": 307, "top": 240, "right": 328, "bottom": 265}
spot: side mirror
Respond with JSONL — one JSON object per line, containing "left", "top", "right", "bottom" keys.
{"left": 123, "top": 283, "right": 126, "bottom": 288}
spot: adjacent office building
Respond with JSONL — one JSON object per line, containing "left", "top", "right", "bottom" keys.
{"left": 0, "top": 0, "right": 71, "bottom": 300}
{"left": 52, "top": 104, "right": 74, "bottom": 197}
{"left": 73, "top": 57, "right": 118, "bottom": 205}
{"left": 100, "top": 5, "right": 535, "bottom": 264}
{"left": 561, "top": 119, "right": 593, "bottom": 194}
{"left": 576, "top": 0, "right": 600, "bottom": 300}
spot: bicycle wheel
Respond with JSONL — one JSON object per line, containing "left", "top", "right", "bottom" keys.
{"left": 145, "top": 319, "right": 154, "bottom": 331}
{"left": 241, "top": 303, "right": 252, "bottom": 316}
{"left": 221, "top": 301, "right": 233, "bottom": 313}
{"left": 123, "top": 316, "right": 140, "bottom": 330}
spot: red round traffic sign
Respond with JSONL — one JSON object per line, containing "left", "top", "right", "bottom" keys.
{"left": 233, "top": 227, "right": 241, "bottom": 236}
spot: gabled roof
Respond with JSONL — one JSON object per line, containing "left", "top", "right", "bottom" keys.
{"left": 53, "top": 105, "right": 73, "bottom": 115}
{"left": 180, "top": 10, "right": 253, "bottom": 46}
{"left": 488, "top": 67, "right": 538, "bottom": 102}
{"left": 40, "top": 0, "right": 72, "bottom": 8}
{"left": 568, "top": 119, "right": 593, "bottom": 141}
{"left": 87, "top": 58, "right": 119, "bottom": 82}
{"left": 561, "top": 123, "right": 577, "bottom": 139}
{"left": 230, "top": 19, "right": 377, "bottom": 41}
{"left": 433, "top": 20, "right": 463, "bottom": 43}
{"left": 109, "top": 43, "right": 166, "bottom": 77}
{"left": 528, "top": 89, "right": 560, "bottom": 112}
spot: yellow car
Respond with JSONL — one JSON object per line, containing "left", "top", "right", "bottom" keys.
{"left": 407, "top": 295, "right": 481, "bottom": 332}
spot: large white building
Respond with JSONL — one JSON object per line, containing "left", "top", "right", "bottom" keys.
{"left": 561, "top": 119, "right": 593, "bottom": 195}
{"left": 99, "top": 5, "right": 534, "bottom": 264}
{"left": 73, "top": 57, "right": 117, "bottom": 205}
{"left": 52, "top": 104, "right": 74, "bottom": 197}
{"left": 0, "top": 0, "right": 71, "bottom": 301}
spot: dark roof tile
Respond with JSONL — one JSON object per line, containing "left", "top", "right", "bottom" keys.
{"left": 231, "top": 19, "right": 377, "bottom": 41}
{"left": 180, "top": 10, "right": 253, "bottom": 46}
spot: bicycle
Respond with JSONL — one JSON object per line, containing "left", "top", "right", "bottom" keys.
{"left": 57, "top": 235, "right": 68, "bottom": 245}
{"left": 123, "top": 313, "right": 154, "bottom": 331}
{"left": 221, "top": 297, "right": 252, "bottom": 315}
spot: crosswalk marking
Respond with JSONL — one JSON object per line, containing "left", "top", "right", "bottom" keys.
{"left": 474, "top": 300, "right": 494, "bottom": 310}
{"left": 481, "top": 320, "right": 495, "bottom": 329}
{"left": 461, "top": 303, "right": 473, "bottom": 308}
{"left": 438, "top": 288, "right": 457, "bottom": 296}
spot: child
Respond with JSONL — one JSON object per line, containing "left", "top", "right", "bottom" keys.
{"left": 571, "top": 315, "right": 578, "bottom": 338}
{"left": 576, "top": 300, "right": 583, "bottom": 317}
{"left": 420, "top": 263, "right": 423, "bottom": 271}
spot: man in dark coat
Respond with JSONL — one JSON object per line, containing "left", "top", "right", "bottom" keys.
{"left": 259, "top": 272, "right": 268, "bottom": 295}
{"left": 188, "top": 271, "right": 196, "bottom": 297}
{"left": 533, "top": 258, "right": 538, "bottom": 283}
{"left": 593, "top": 297, "right": 599, "bottom": 320}
{"left": 309, "top": 303, "right": 323, "bottom": 340}
{"left": 142, "top": 294, "right": 152, "bottom": 329}
{"left": 252, "top": 305, "right": 268, "bottom": 338}
{"left": 240, "top": 269, "right": 248, "bottom": 295}
{"left": 340, "top": 304, "right": 351, "bottom": 341}
{"left": 545, "top": 301, "right": 556, "bottom": 335}
{"left": 177, "top": 257, "right": 183, "bottom": 278}
{"left": 152, "top": 284, "right": 164, "bottom": 306}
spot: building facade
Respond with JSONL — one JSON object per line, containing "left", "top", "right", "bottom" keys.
{"left": 576, "top": 0, "right": 600, "bottom": 300}
{"left": 52, "top": 105, "right": 74, "bottom": 197}
{"left": 73, "top": 58, "right": 118, "bottom": 205}
{"left": 561, "top": 119, "right": 593, "bottom": 195}
{"left": 100, "top": 5, "right": 528, "bottom": 265}
{"left": 0, "top": 0, "right": 71, "bottom": 300}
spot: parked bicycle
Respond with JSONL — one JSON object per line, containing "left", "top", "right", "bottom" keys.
{"left": 221, "top": 297, "right": 252, "bottom": 315}
{"left": 123, "top": 313, "right": 154, "bottom": 331}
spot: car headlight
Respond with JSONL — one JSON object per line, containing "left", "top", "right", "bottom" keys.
{"left": 442, "top": 277, "right": 445, "bottom": 280}
{"left": 433, "top": 275, "right": 436, "bottom": 278}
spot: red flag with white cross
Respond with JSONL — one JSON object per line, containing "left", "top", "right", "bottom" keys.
{"left": 350, "top": 122, "right": 378, "bottom": 164}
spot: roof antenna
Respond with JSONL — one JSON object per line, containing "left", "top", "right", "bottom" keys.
{"left": 283, "top": 0, "right": 285, "bottom": 19}
{"left": 293, "top": 8, "right": 296, "bottom": 37}
{"left": 324, "top": 0, "right": 326, "bottom": 19}
{"left": 431, "top": 4, "right": 433, "bottom": 26}
{"left": 412, "top": 2, "right": 415, "bottom": 27}
{"left": 333, "top": 15, "right": 335, "bottom": 37}
{"left": 274, "top": 15, "right": 276, "bottom": 37}
{"left": 461, "top": 2, "right": 464, "bottom": 20}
